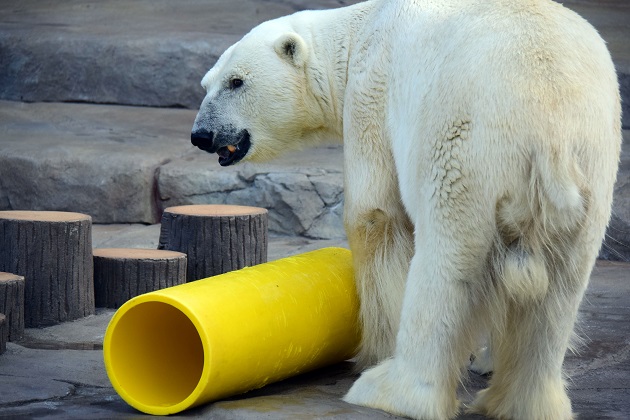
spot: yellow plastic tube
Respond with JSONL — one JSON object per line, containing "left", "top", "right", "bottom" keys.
{"left": 103, "top": 247, "right": 360, "bottom": 415}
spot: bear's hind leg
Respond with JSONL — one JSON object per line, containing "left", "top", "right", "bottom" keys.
{"left": 470, "top": 258, "right": 592, "bottom": 420}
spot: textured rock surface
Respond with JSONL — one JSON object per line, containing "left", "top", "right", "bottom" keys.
{"left": 157, "top": 146, "right": 345, "bottom": 239}
{"left": 0, "top": 0, "right": 363, "bottom": 109}
{"left": 0, "top": 100, "right": 344, "bottom": 237}
{"left": 0, "top": 0, "right": 625, "bottom": 126}
{"left": 0, "top": 101, "right": 194, "bottom": 223}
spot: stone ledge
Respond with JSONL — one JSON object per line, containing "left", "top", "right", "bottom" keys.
{"left": 0, "top": 1, "right": 627, "bottom": 127}
{"left": 0, "top": 100, "right": 345, "bottom": 237}
{"left": 0, "top": 100, "right": 195, "bottom": 223}
{"left": 158, "top": 146, "right": 345, "bottom": 239}
{"left": 0, "top": 0, "right": 363, "bottom": 109}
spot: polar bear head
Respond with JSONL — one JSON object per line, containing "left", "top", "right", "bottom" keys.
{"left": 191, "top": 16, "right": 328, "bottom": 166}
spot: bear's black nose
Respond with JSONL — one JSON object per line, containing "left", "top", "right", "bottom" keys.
{"left": 191, "top": 130, "right": 217, "bottom": 153}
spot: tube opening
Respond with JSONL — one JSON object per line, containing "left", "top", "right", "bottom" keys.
{"left": 106, "top": 301, "right": 204, "bottom": 410}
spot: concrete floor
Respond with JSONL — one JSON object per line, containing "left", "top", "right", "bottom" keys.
{"left": 0, "top": 227, "right": 628, "bottom": 419}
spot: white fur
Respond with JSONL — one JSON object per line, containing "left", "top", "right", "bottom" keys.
{"left": 194, "top": 0, "right": 622, "bottom": 418}
{"left": 469, "top": 345, "right": 494, "bottom": 376}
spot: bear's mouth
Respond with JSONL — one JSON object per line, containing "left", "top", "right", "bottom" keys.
{"left": 217, "top": 130, "right": 251, "bottom": 166}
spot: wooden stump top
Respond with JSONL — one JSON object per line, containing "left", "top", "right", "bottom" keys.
{"left": 93, "top": 248, "right": 186, "bottom": 260}
{"left": 0, "top": 272, "right": 24, "bottom": 282}
{"left": 163, "top": 204, "right": 267, "bottom": 217}
{"left": 0, "top": 210, "right": 91, "bottom": 222}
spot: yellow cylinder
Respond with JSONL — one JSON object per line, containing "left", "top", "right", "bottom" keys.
{"left": 103, "top": 247, "right": 359, "bottom": 415}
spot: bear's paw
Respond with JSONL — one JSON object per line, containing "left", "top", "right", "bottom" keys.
{"left": 344, "top": 359, "right": 459, "bottom": 420}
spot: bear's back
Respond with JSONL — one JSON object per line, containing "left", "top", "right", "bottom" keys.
{"left": 383, "top": 0, "right": 619, "bottom": 147}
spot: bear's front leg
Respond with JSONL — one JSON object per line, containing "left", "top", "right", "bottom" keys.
{"left": 345, "top": 201, "right": 493, "bottom": 419}
{"left": 345, "top": 205, "right": 414, "bottom": 369}
{"left": 344, "top": 252, "right": 472, "bottom": 419}
{"left": 342, "top": 133, "right": 414, "bottom": 369}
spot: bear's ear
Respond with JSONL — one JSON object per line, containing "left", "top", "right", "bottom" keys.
{"left": 274, "top": 33, "right": 308, "bottom": 68}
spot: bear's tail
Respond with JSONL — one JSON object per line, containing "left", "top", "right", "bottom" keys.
{"left": 494, "top": 150, "right": 587, "bottom": 303}
{"left": 528, "top": 150, "right": 587, "bottom": 233}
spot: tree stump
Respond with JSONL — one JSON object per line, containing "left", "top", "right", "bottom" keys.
{"left": 0, "top": 314, "right": 7, "bottom": 355}
{"left": 93, "top": 248, "right": 187, "bottom": 308}
{"left": 158, "top": 204, "right": 268, "bottom": 281}
{"left": 0, "top": 272, "right": 25, "bottom": 341}
{"left": 0, "top": 211, "right": 94, "bottom": 327}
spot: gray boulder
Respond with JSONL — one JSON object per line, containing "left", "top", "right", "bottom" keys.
{"left": 157, "top": 146, "right": 345, "bottom": 239}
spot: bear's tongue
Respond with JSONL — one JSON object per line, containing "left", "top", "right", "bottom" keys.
{"left": 216, "top": 132, "right": 250, "bottom": 167}
{"left": 217, "top": 146, "right": 235, "bottom": 160}
{"left": 217, "top": 144, "right": 239, "bottom": 166}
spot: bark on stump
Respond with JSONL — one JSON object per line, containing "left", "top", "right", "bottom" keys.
{"left": 93, "top": 248, "right": 187, "bottom": 308}
{"left": 0, "top": 272, "right": 25, "bottom": 341}
{"left": 0, "top": 314, "right": 7, "bottom": 355}
{"left": 0, "top": 211, "right": 94, "bottom": 327}
{"left": 158, "top": 204, "right": 268, "bottom": 282}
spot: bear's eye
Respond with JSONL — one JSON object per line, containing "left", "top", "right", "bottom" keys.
{"left": 230, "top": 78, "right": 244, "bottom": 89}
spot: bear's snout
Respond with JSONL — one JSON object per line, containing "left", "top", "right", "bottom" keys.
{"left": 191, "top": 129, "right": 217, "bottom": 153}
{"left": 191, "top": 127, "right": 251, "bottom": 166}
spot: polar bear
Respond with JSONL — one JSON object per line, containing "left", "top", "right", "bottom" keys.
{"left": 190, "top": 0, "right": 621, "bottom": 418}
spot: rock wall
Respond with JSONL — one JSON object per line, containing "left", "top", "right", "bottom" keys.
{"left": 157, "top": 148, "right": 346, "bottom": 239}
